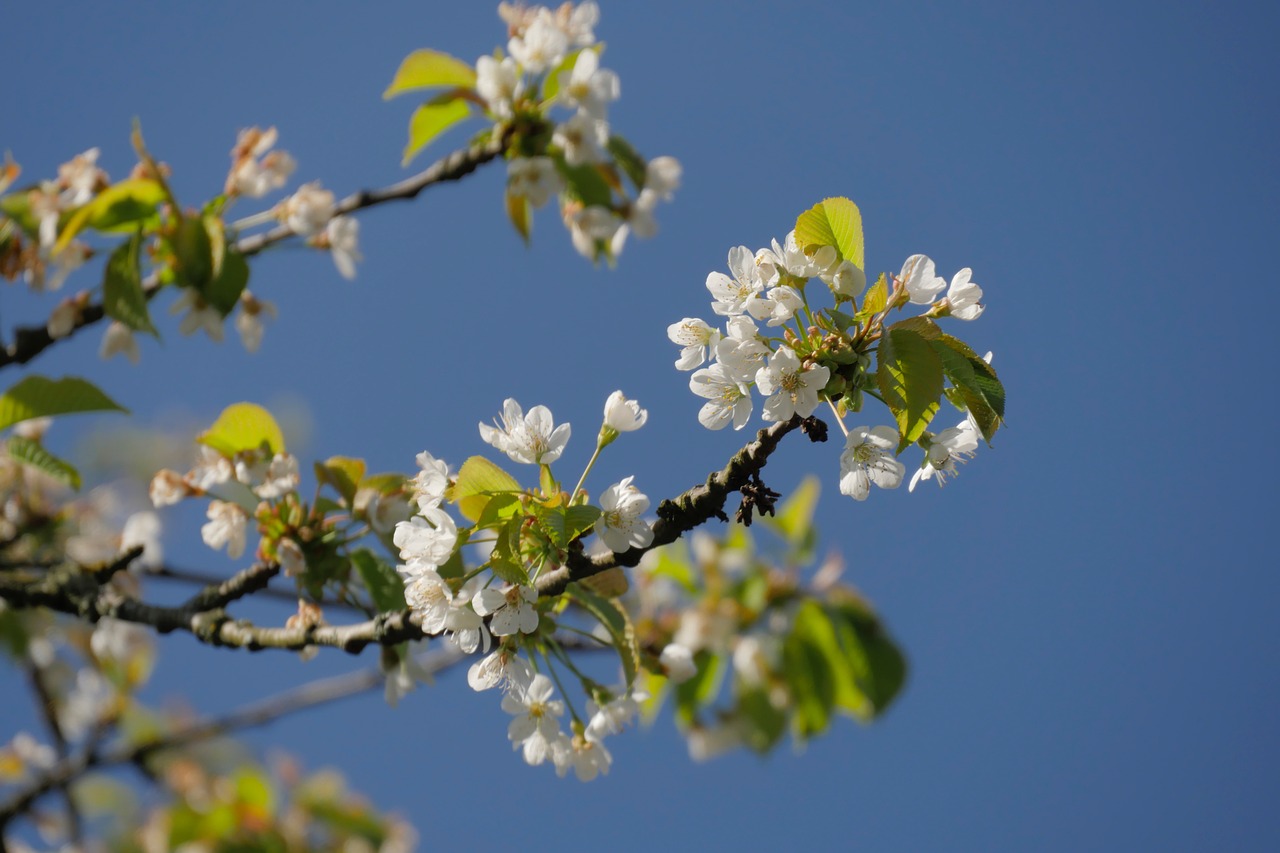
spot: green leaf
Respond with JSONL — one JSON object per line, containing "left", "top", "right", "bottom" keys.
{"left": 351, "top": 549, "right": 406, "bottom": 612}
{"left": 762, "top": 474, "right": 820, "bottom": 547}
{"left": 827, "top": 595, "right": 907, "bottom": 719}
{"left": 783, "top": 600, "right": 842, "bottom": 738}
{"left": 454, "top": 456, "right": 521, "bottom": 522}
{"left": 197, "top": 402, "right": 285, "bottom": 457}
{"left": 856, "top": 272, "right": 888, "bottom": 321}
{"left": 569, "top": 582, "right": 639, "bottom": 687}
{"left": 170, "top": 215, "right": 213, "bottom": 289}
{"left": 505, "top": 190, "right": 532, "bottom": 244}
{"left": 554, "top": 157, "right": 613, "bottom": 208}
{"left": 0, "top": 376, "right": 127, "bottom": 431}
{"left": 794, "top": 197, "right": 864, "bottom": 270}
{"left": 316, "top": 456, "right": 366, "bottom": 506}
{"left": 359, "top": 472, "right": 407, "bottom": 496}
{"left": 401, "top": 91, "right": 473, "bottom": 166}
{"left": 475, "top": 493, "right": 522, "bottom": 529}
{"left": 203, "top": 247, "right": 249, "bottom": 317}
{"left": 647, "top": 542, "right": 697, "bottom": 594}
{"left": 540, "top": 48, "right": 583, "bottom": 103}
{"left": 674, "top": 650, "right": 724, "bottom": 724}
{"left": 102, "top": 232, "right": 158, "bottom": 337}
{"left": 489, "top": 517, "right": 531, "bottom": 585}
{"left": 533, "top": 503, "right": 601, "bottom": 548}
{"left": 384, "top": 49, "right": 477, "bottom": 99}
{"left": 54, "top": 179, "right": 165, "bottom": 251}
{"left": 928, "top": 338, "right": 1003, "bottom": 443}
{"left": 606, "top": 135, "right": 647, "bottom": 191}
{"left": 737, "top": 686, "right": 788, "bottom": 753}
{"left": 876, "top": 327, "right": 943, "bottom": 449}
{"left": 6, "top": 435, "right": 81, "bottom": 489}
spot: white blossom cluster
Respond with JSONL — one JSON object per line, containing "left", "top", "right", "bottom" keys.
{"left": 669, "top": 237, "right": 990, "bottom": 502}
{"left": 477, "top": 2, "right": 681, "bottom": 260}
{"left": 149, "top": 444, "right": 302, "bottom": 563}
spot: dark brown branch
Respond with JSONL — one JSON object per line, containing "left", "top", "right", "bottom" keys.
{"left": 536, "top": 415, "right": 807, "bottom": 597}
{"left": 0, "top": 136, "right": 506, "bottom": 370}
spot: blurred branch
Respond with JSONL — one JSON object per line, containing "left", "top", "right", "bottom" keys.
{"left": 0, "top": 135, "right": 507, "bottom": 370}
{"left": 0, "top": 646, "right": 464, "bottom": 834}
{"left": 24, "top": 660, "right": 83, "bottom": 846}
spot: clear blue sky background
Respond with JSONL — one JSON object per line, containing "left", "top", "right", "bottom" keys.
{"left": 3, "top": 1, "right": 1279, "bottom": 850}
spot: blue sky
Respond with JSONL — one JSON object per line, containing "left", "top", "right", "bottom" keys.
{"left": 3, "top": 1, "right": 1279, "bottom": 849}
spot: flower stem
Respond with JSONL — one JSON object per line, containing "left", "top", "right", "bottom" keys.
{"left": 826, "top": 399, "right": 849, "bottom": 437}
{"left": 570, "top": 443, "right": 604, "bottom": 504}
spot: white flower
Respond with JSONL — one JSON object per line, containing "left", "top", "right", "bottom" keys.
{"left": 227, "top": 127, "right": 295, "bottom": 198}
{"left": 473, "top": 585, "right": 540, "bottom": 636}
{"left": 594, "top": 476, "right": 654, "bottom": 552}
{"left": 187, "top": 445, "right": 233, "bottom": 491}
{"left": 400, "top": 565, "right": 453, "bottom": 633}
{"left": 839, "top": 426, "right": 905, "bottom": 501}
{"left": 585, "top": 693, "right": 640, "bottom": 742}
{"left": 100, "top": 321, "right": 140, "bottom": 364}
{"left": 754, "top": 347, "right": 831, "bottom": 422}
{"left": 508, "top": 13, "right": 571, "bottom": 73}
{"left": 756, "top": 231, "right": 837, "bottom": 283}
{"left": 410, "top": 450, "right": 450, "bottom": 511}
{"left": 563, "top": 1, "right": 600, "bottom": 46}
{"left": 56, "top": 148, "right": 107, "bottom": 206}
{"left": 148, "top": 469, "right": 190, "bottom": 507}
{"left": 277, "top": 181, "right": 335, "bottom": 236}
{"left": 90, "top": 617, "right": 152, "bottom": 667}
{"left": 479, "top": 398, "right": 571, "bottom": 465}
{"left": 121, "top": 511, "right": 163, "bottom": 570}
{"left": 553, "top": 113, "right": 608, "bottom": 166}
{"left": 236, "top": 451, "right": 299, "bottom": 499}
{"left": 552, "top": 733, "right": 612, "bottom": 781}
{"left": 365, "top": 491, "right": 413, "bottom": 533}
{"left": 476, "top": 55, "right": 523, "bottom": 118}
{"left": 706, "top": 246, "right": 766, "bottom": 316}
{"left": 667, "top": 318, "right": 721, "bottom": 371}
{"left": 277, "top": 537, "right": 306, "bottom": 577}
{"left": 689, "top": 363, "right": 752, "bottom": 430}
{"left": 644, "top": 156, "right": 682, "bottom": 201}
{"left": 502, "top": 673, "right": 565, "bottom": 766}
{"left": 714, "top": 316, "right": 769, "bottom": 383}
{"left": 234, "top": 291, "right": 277, "bottom": 353}
{"left": 945, "top": 268, "right": 984, "bottom": 320}
{"left": 46, "top": 296, "right": 81, "bottom": 339}
{"left": 324, "top": 216, "right": 361, "bottom": 280}
{"left": 746, "top": 285, "right": 804, "bottom": 327}
{"left": 602, "top": 390, "right": 647, "bottom": 433}
{"left": 558, "top": 49, "right": 619, "bottom": 118}
{"left": 565, "top": 204, "right": 623, "bottom": 259}
{"left": 899, "top": 254, "right": 946, "bottom": 305}
{"left": 393, "top": 506, "right": 459, "bottom": 569}
{"left": 909, "top": 420, "right": 980, "bottom": 491}
{"left": 12, "top": 417, "right": 51, "bottom": 442}
{"left": 467, "top": 648, "right": 534, "bottom": 692}
{"left": 508, "top": 157, "right": 563, "bottom": 208}
{"left": 382, "top": 643, "right": 433, "bottom": 708}
{"left": 170, "top": 290, "right": 224, "bottom": 341}
{"left": 445, "top": 602, "right": 489, "bottom": 654}
{"left": 201, "top": 500, "right": 247, "bottom": 559}
{"left": 58, "top": 670, "right": 113, "bottom": 741}
{"left": 823, "top": 259, "right": 866, "bottom": 298}
{"left": 659, "top": 643, "right": 697, "bottom": 683}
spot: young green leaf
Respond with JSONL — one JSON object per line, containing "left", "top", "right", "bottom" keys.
{"left": 827, "top": 595, "right": 907, "bottom": 719}
{"left": 454, "top": 456, "right": 522, "bottom": 522}
{"left": 384, "top": 49, "right": 478, "bottom": 99}
{"left": 315, "top": 456, "right": 367, "bottom": 506}
{"left": 0, "top": 376, "right": 128, "bottom": 431}
{"left": 606, "top": 135, "right": 647, "bottom": 191}
{"left": 876, "top": 327, "right": 944, "bottom": 449}
{"left": 54, "top": 178, "right": 165, "bottom": 252}
{"left": 761, "top": 474, "right": 820, "bottom": 548}
{"left": 532, "top": 503, "right": 601, "bottom": 548}
{"left": 103, "top": 232, "right": 158, "bottom": 337}
{"left": 350, "top": 549, "right": 407, "bottom": 613}
{"left": 203, "top": 247, "right": 249, "bottom": 317}
{"left": 197, "top": 402, "right": 286, "bottom": 457}
{"left": 6, "top": 436, "right": 81, "bottom": 490}
{"left": 569, "top": 582, "right": 640, "bottom": 687}
{"left": 794, "top": 196, "right": 864, "bottom": 270}
{"left": 401, "top": 92, "right": 473, "bottom": 166}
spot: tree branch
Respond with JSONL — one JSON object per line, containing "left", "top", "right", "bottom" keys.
{"left": 536, "top": 415, "right": 809, "bottom": 597}
{"left": 0, "top": 135, "right": 507, "bottom": 370}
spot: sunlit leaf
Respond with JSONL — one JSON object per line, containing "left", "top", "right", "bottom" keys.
{"left": 54, "top": 178, "right": 165, "bottom": 251}
{"left": 384, "top": 49, "right": 477, "bottom": 98}
{"left": 197, "top": 402, "right": 285, "bottom": 457}
{"left": 794, "top": 196, "right": 864, "bottom": 270}
{"left": 0, "top": 375, "right": 127, "bottom": 431}
{"left": 6, "top": 435, "right": 80, "bottom": 489}
{"left": 876, "top": 326, "right": 943, "bottom": 449}
{"left": 316, "top": 456, "right": 366, "bottom": 506}
{"left": 401, "top": 91, "right": 473, "bottom": 165}
{"left": 454, "top": 456, "right": 521, "bottom": 522}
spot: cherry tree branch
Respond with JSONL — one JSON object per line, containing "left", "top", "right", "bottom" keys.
{"left": 0, "top": 647, "right": 464, "bottom": 834}
{"left": 0, "top": 135, "right": 507, "bottom": 371}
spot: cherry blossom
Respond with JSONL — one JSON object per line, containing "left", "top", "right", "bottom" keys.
{"left": 838, "top": 426, "right": 905, "bottom": 501}
{"left": 473, "top": 585, "right": 540, "bottom": 636}
{"left": 594, "top": 476, "right": 654, "bottom": 552}
{"left": 755, "top": 347, "right": 830, "bottom": 422}
{"left": 480, "top": 398, "right": 571, "bottom": 465}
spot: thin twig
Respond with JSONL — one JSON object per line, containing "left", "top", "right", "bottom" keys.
{"left": 23, "top": 661, "right": 83, "bottom": 845}
{"left": 0, "top": 136, "right": 506, "bottom": 370}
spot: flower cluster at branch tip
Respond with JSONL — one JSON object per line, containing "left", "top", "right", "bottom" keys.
{"left": 462, "top": 2, "right": 681, "bottom": 262}
{"left": 670, "top": 206, "right": 999, "bottom": 504}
